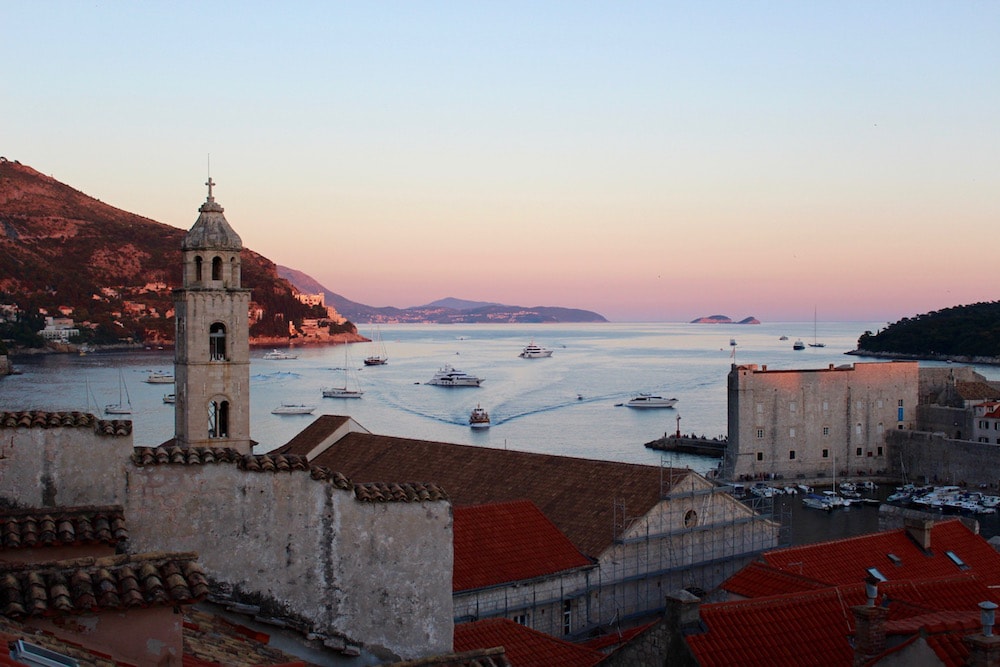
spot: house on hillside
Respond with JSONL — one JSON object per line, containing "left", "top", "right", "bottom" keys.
{"left": 275, "top": 415, "right": 782, "bottom": 638}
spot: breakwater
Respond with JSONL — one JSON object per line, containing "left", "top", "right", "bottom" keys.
{"left": 644, "top": 433, "right": 726, "bottom": 458}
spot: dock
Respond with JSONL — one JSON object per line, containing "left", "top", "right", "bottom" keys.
{"left": 644, "top": 433, "right": 727, "bottom": 458}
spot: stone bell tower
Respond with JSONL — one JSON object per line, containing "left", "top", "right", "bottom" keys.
{"left": 173, "top": 178, "right": 253, "bottom": 453}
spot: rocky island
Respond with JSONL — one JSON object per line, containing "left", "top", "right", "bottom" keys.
{"left": 690, "top": 315, "right": 761, "bottom": 324}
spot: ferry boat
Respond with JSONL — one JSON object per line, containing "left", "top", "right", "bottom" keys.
{"left": 625, "top": 394, "right": 678, "bottom": 409}
{"left": 519, "top": 341, "right": 553, "bottom": 358}
{"left": 263, "top": 349, "right": 298, "bottom": 360}
{"left": 144, "top": 372, "right": 175, "bottom": 384}
{"left": 469, "top": 405, "right": 490, "bottom": 429}
{"left": 425, "top": 366, "right": 483, "bottom": 387}
{"left": 271, "top": 403, "right": 315, "bottom": 415}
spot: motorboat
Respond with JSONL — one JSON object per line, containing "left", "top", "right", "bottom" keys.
{"left": 322, "top": 387, "right": 363, "bottom": 399}
{"left": 469, "top": 405, "right": 490, "bottom": 429}
{"left": 162, "top": 393, "right": 175, "bottom": 404}
{"left": 779, "top": 335, "right": 789, "bottom": 341}
{"left": 144, "top": 372, "right": 175, "bottom": 384}
{"left": 802, "top": 493, "right": 834, "bottom": 511}
{"left": 271, "top": 403, "right": 315, "bottom": 415}
{"left": 519, "top": 341, "right": 553, "bottom": 358}
{"left": 792, "top": 340, "right": 806, "bottom": 351}
{"left": 426, "top": 366, "right": 482, "bottom": 387}
{"left": 625, "top": 394, "right": 678, "bottom": 409}
{"left": 263, "top": 349, "right": 298, "bottom": 360}
{"left": 729, "top": 338, "right": 737, "bottom": 347}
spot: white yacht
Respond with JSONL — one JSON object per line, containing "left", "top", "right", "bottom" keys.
{"left": 519, "top": 341, "right": 553, "bottom": 358}
{"left": 144, "top": 372, "right": 175, "bottom": 384}
{"left": 263, "top": 349, "right": 298, "bottom": 360}
{"left": 271, "top": 403, "right": 315, "bottom": 415}
{"left": 323, "top": 386, "right": 363, "bottom": 399}
{"left": 625, "top": 394, "right": 678, "bottom": 409}
{"left": 162, "top": 393, "right": 175, "bottom": 404}
{"left": 469, "top": 405, "right": 491, "bottom": 429}
{"left": 425, "top": 365, "right": 483, "bottom": 387}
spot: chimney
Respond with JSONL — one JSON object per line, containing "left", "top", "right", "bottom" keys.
{"left": 852, "top": 577, "right": 889, "bottom": 667}
{"left": 964, "top": 601, "right": 1000, "bottom": 667}
{"left": 665, "top": 589, "right": 702, "bottom": 633}
{"left": 904, "top": 517, "right": 934, "bottom": 552}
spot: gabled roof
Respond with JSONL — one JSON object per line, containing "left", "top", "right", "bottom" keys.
{"left": 687, "top": 576, "right": 1000, "bottom": 667}
{"left": 278, "top": 414, "right": 356, "bottom": 457}
{"left": 0, "top": 506, "right": 128, "bottom": 550}
{"left": 755, "top": 520, "right": 1000, "bottom": 589}
{"left": 956, "top": 381, "right": 1000, "bottom": 401}
{"left": 292, "top": 428, "right": 685, "bottom": 558}
{"left": 721, "top": 560, "right": 828, "bottom": 598}
{"left": 454, "top": 501, "right": 592, "bottom": 592}
{"left": 454, "top": 618, "right": 604, "bottom": 667}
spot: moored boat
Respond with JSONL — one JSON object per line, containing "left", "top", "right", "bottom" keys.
{"left": 426, "top": 366, "right": 482, "bottom": 387}
{"left": 469, "top": 405, "right": 490, "bottom": 429}
{"left": 625, "top": 394, "right": 678, "bottom": 409}
{"left": 519, "top": 341, "right": 553, "bottom": 358}
{"left": 802, "top": 493, "right": 834, "bottom": 511}
{"left": 145, "top": 372, "right": 175, "bottom": 384}
{"left": 163, "top": 393, "right": 175, "bottom": 404}
{"left": 263, "top": 349, "right": 298, "bottom": 360}
{"left": 793, "top": 340, "right": 806, "bottom": 350}
{"left": 271, "top": 403, "right": 315, "bottom": 415}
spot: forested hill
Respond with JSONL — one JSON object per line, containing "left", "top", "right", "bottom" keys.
{"left": 855, "top": 302, "right": 1000, "bottom": 360}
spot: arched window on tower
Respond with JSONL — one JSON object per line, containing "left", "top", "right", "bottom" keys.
{"left": 230, "top": 256, "right": 239, "bottom": 286}
{"left": 208, "top": 399, "right": 230, "bottom": 438}
{"left": 212, "top": 256, "right": 223, "bottom": 281}
{"left": 209, "top": 323, "right": 227, "bottom": 360}
{"left": 194, "top": 256, "right": 203, "bottom": 282}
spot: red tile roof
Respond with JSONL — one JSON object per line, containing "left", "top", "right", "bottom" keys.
{"left": 721, "top": 560, "right": 828, "bottom": 598}
{"left": 454, "top": 618, "right": 604, "bottom": 667}
{"left": 688, "top": 576, "right": 1000, "bottom": 667}
{"left": 756, "top": 520, "right": 1000, "bottom": 588}
{"left": 285, "top": 429, "right": 688, "bottom": 558}
{"left": 0, "top": 410, "right": 131, "bottom": 436}
{"left": 454, "top": 501, "right": 592, "bottom": 592}
{"left": 0, "top": 506, "right": 128, "bottom": 550}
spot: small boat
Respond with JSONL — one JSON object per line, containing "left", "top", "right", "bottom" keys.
{"left": 163, "top": 393, "right": 175, "bottom": 404}
{"left": 519, "top": 341, "right": 553, "bottom": 358}
{"left": 104, "top": 369, "right": 133, "bottom": 415}
{"left": 792, "top": 340, "right": 806, "bottom": 351}
{"left": 364, "top": 326, "right": 389, "bottom": 366}
{"left": 802, "top": 493, "right": 834, "bottom": 511}
{"left": 729, "top": 338, "right": 737, "bottom": 347}
{"left": 144, "top": 372, "right": 175, "bottom": 384}
{"left": 426, "top": 365, "right": 482, "bottom": 387}
{"left": 625, "top": 394, "right": 678, "bottom": 409}
{"left": 263, "top": 349, "right": 298, "bottom": 360}
{"left": 469, "top": 405, "right": 490, "bottom": 429}
{"left": 271, "top": 403, "right": 315, "bottom": 415}
{"left": 779, "top": 335, "right": 789, "bottom": 341}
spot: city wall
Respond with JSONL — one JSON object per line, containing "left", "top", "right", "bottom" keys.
{"left": 887, "top": 430, "right": 1000, "bottom": 490}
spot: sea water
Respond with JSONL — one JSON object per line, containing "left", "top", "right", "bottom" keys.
{"left": 4, "top": 320, "right": 1000, "bottom": 542}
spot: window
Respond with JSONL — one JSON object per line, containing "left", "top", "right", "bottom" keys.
{"left": 194, "top": 255, "right": 203, "bottom": 282}
{"left": 789, "top": 427, "right": 796, "bottom": 438}
{"left": 856, "top": 447, "right": 863, "bottom": 456}
{"left": 822, "top": 449, "right": 829, "bottom": 458}
{"left": 756, "top": 403, "right": 763, "bottom": 414}
{"left": 877, "top": 399, "right": 884, "bottom": 408}
{"left": 684, "top": 509, "right": 698, "bottom": 528}
{"left": 855, "top": 423, "right": 862, "bottom": 436}
{"left": 789, "top": 450, "right": 796, "bottom": 460}
{"left": 822, "top": 400, "right": 829, "bottom": 411}
{"left": 898, "top": 399, "right": 904, "bottom": 407}
{"left": 212, "top": 256, "right": 223, "bottom": 281}
{"left": 513, "top": 613, "right": 529, "bottom": 626}
{"left": 756, "top": 428, "right": 764, "bottom": 439}
{"left": 789, "top": 401, "right": 797, "bottom": 413}
{"left": 877, "top": 422, "right": 884, "bottom": 435}
{"left": 562, "top": 601, "right": 572, "bottom": 635}
{"left": 822, "top": 426, "right": 830, "bottom": 436}
{"left": 208, "top": 400, "right": 230, "bottom": 438}
{"left": 877, "top": 446, "right": 884, "bottom": 456}
{"left": 756, "top": 452, "right": 763, "bottom": 461}
{"left": 210, "top": 323, "right": 227, "bottom": 360}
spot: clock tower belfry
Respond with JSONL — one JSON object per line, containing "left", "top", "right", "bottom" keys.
{"left": 173, "top": 178, "right": 253, "bottom": 453}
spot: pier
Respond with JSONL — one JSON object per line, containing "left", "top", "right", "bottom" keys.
{"left": 644, "top": 433, "right": 727, "bottom": 458}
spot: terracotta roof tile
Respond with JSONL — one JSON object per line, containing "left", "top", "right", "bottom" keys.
{"left": 302, "top": 430, "right": 684, "bottom": 557}
{"left": 0, "top": 506, "right": 128, "bottom": 551}
{"left": 353, "top": 481, "right": 448, "bottom": 503}
{"left": 0, "top": 552, "right": 208, "bottom": 618}
{"left": 383, "top": 646, "right": 512, "bottom": 667}
{"left": 956, "top": 381, "right": 1000, "bottom": 401}
{"left": 758, "top": 520, "right": 1000, "bottom": 588}
{"left": 0, "top": 411, "right": 131, "bottom": 436}
{"left": 277, "top": 414, "right": 355, "bottom": 457}
{"left": 454, "top": 618, "right": 604, "bottom": 667}
{"left": 454, "top": 501, "right": 592, "bottom": 592}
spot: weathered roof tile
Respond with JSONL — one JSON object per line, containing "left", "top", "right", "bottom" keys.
{"left": 0, "top": 506, "right": 129, "bottom": 551}
{"left": 0, "top": 411, "right": 130, "bottom": 436}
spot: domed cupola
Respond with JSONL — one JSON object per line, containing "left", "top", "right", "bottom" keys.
{"left": 182, "top": 178, "right": 243, "bottom": 251}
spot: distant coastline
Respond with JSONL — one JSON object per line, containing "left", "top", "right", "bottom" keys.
{"left": 847, "top": 349, "right": 1000, "bottom": 367}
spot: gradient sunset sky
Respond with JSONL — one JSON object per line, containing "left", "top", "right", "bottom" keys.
{"left": 2, "top": 3, "right": 997, "bottom": 323}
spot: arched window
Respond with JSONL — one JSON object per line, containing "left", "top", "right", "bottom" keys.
{"left": 230, "top": 256, "right": 239, "bottom": 286}
{"left": 194, "top": 256, "right": 203, "bottom": 282}
{"left": 208, "top": 400, "right": 230, "bottom": 438}
{"left": 209, "top": 323, "right": 227, "bottom": 360}
{"left": 212, "top": 256, "right": 223, "bottom": 281}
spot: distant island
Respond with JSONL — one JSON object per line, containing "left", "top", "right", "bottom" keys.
{"left": 851, "top": 301, "right": 1000, "bottom": 365}
{"left": 690, "top": 315, "right": 761, "bottom": 325}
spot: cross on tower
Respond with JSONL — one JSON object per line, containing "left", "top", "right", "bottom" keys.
{"left": 206, "top": 177, "right": 216, "bottom": 200}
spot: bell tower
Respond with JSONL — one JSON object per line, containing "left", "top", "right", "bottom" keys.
{"left": 173, "top": 178, "right": 253, "bottom": 453}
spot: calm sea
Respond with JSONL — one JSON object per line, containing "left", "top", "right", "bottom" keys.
{"left": 5, "top": 320, "right": 1000, "bottom": 542}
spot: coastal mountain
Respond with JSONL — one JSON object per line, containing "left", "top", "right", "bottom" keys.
{"left": 690, "top": 315, "right": 761, "bottom": 324}
{"left": 0, "top": 158, "right": 342, "bottom": 347}
{"left": 277, "top": 266, "right": 608, "bottom": 324}
{"left": 855, "top": 302, "right": 1000, "bottom": 362}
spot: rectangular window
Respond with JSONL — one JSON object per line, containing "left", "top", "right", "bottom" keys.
{"left": 789, "top": 427, "right": 796, "bottom": 438}
{"left": 855, "top": 424, "right": 862, "bottom": 435}
{"left": 898, "top": 407, "right": 904, "bottom": 421}
{"left": 756, "top": 452, "right": 763, "bottom": 461}
{"left": 877, "top": 446, "right": 884, "bottom": 456}
{"left": 789, "top": 401, "right": 797, "bottom": 413}
{"left": 789, "top": 450, "right": 796, "bottom": 460}
{"left": 823, "top": 400, "right": 829, "bottom": 412}
{"left": 756, "top": 428, "right": 764, "bottom": 439}
{"left": 756, "top": 403, "right": 764, "bottom": 414}
{"left": 822, "top": 426, "right": 830, "bottom": 436}
{"left": 513, "top": 613, "right": 529, "bottom": 626}
{"left": 856, "top": 447, "right": 863, "bottom": 456}
{"left": 877, "top": 399, "right": 884, "bottom": 408}
{"left": 898, "top": 399, "right": 904, "bottom": 407}
{"left": 822, "top": 449, "right": 829, "bottom": 458}
{"left": 563, "top": 601, "right": 572, "bottom": 635}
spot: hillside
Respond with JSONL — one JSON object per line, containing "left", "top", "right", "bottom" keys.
{"left": 0, "top": 158, "right": 347, "bottom": 348}
{"left": 277, "top": 266, "right": 608, "bottom": 324}
{"left": 854, "top": 302, "right": 1000, "bottom": 362}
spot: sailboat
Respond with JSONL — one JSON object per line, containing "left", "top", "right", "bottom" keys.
{"left": 323, "top": 345, "right": 364, "bottom": 398}
{"left": 808, "top": 307, "right": 826, "bottom": 348}
{"left": 363, "top": 326, "right": 388, "bottom": 366}
{"left": 104, "top": 369, "right": 133, "bottom": 415}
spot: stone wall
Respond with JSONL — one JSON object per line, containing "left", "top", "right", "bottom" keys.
{"left": 916, "top": 404, "right": 973, "bottom": 441}
{"left": 888, "top": 429, "right": 1000, "bottom": 490}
